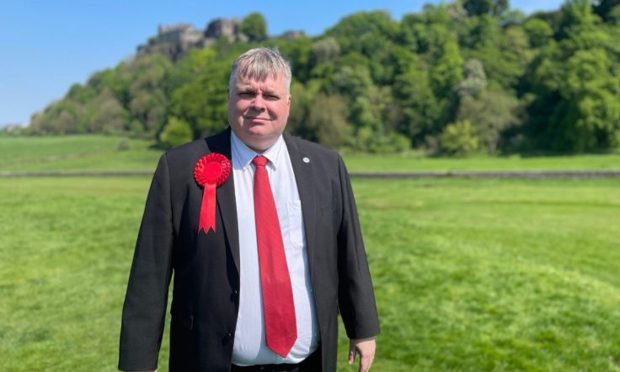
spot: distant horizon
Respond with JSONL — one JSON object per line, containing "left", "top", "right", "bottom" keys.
{"left": 0, "top": 0, "right": 565, "bottom": 127}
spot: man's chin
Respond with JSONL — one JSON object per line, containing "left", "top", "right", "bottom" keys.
{"left": 242, "top": 131, "right": 280, "bottom": 152}
{"left": 244, "top": 120, "right": 271, "bottom": 131}
{"left": 244, "top": 128, "right": 268, "bottom": 138}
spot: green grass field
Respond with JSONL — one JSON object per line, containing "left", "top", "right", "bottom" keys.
{"left": 2, "top": 135, "right": 620, "bottom": 370}
{"left": 2, "top": 135, "right": 620, "bottom": 173}
{"left": 1, "top": 175, "right": 619, "bottom": 371}
{"left": 0, "top": 135, "right": 160, "bottom": 172}
{"left": 355, "top": 178, "right": 620, "bottom": 371}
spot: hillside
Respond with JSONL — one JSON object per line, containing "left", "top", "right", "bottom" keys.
{"left": 23, "top": 1, "right": 620, "bottom": 155}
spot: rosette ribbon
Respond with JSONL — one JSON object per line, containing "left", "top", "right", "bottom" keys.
{"left": 193, "top": 153, "right": 231, "bottom": 234}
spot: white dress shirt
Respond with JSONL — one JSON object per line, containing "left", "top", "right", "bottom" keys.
{"left": 230, "top": 131, "right": 319, "bottom": 365}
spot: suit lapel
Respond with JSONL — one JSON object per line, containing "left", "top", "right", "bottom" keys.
{"left": 205, "top": 128, "right": 240, "bottom": 272}
{"left": 284, "top": 134, "right": 317, "bottom": 265}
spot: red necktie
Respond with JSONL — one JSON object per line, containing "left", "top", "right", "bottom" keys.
{"left": 252, "top": 155, "right": 297, "bottom": 357}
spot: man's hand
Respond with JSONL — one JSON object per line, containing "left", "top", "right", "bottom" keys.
{"left": 348, "top": 337, "right": 376, "bottom": 372}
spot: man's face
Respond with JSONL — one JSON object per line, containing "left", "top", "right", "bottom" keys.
{"left": 227, "top": 72, "right": 291, "bottom": 152}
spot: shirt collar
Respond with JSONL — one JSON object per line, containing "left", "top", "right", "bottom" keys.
{"left": 230, "top": 130, "right": 284, "bottom": 171}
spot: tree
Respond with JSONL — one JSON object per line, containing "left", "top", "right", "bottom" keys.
{"left": 159, "top": 117, "right": 193, "bottom": 148}
{"left": 463, "top": 0, "right": 509, "bottom": 16}
{"left": 169, "top": 58, "right": 231, "bottom": 138}
{"left": 325, "top": 11, "right": 399, "bottom": 54}
{"left": 465, "top": 15, "right": 528, "bottom": 90}
{"left": 127, "top": 90, "right": 164, "bottom": 132}
{"left": 558, "top": 0, "right": 599, "bottom": 38}
{"left": 523, "top": 18, "right": 554, "bottom": 48}
{"left": 273, "top": 36, "right": 314, "bottom": 83}
{"left": 124, "top": 54, "right": 172, "bottom": 134}
{"left": 456, "top": 59, "right": 487, "bottom": 98}
{"left": 440, "top": 120, "right": 480, "bottom": 155}
{"left": 595, "top": 0, "right": 620, "bottom": 21}
{"left": 30, "top": 99, "right": 85, "bottom": 134}
{"left": 25, "top": 4, "right": 620, "bottom": 156}
{"left": 240, "top": 12, "right": 267, "bottom": 42}
{"left": 87, "top": 89, "right": 130, "bottom": 134}
{"left": 392, "top": 48, "right": 442, "bottom": 146}
{"left": 605, "top": 4, "right": 620, "bottom": 24}
{"left": 310, "top": 36, "right": 341, "bottom": 79}
{"left": 524, "top": 17, "right": 620, "bottom": 152}
{"left": 456, "top": 89, "right": 519, "bottom": 153}
{"left": 166, "top": 48, "right": 218, "bottom": 92}
{"left": 88, "top": 68, "right": 129, "bottom": 105}
{"left": 306, "top": 94, "right": 350, "bottom": 148}
{"left": 329, "top": 61, "right": 373, "bottom": 97}
{"left": 549, "top": 48, "right": 620, "bottom": 151}
{"left": 286, "top": 80, "right": 320, "bottom": 140}
{"left": 430, "top": 37, "right": 463, "bottom": 98}
{"left": 324, "top": 11, "right": 402, "bottom": 84}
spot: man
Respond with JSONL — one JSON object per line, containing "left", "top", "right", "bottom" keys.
{"left": 119, "top": 47, "right": 379, "bottom": 372}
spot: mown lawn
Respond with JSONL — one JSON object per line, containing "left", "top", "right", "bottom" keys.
{"left": 2, "top": 134, "right": 620, "bottom": 173}
{"left": 351, "top": 178, "right": 620, "bottom": 371}
{"left": 342, "top": 152, "right": 620, "bottom": 172}
{"left": 0, "top": 135, "right": 160, "bottom": 172}
{"left": 1, "top": 176, "right": 619, "bottom": 371}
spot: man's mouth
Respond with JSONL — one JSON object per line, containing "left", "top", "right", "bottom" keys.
{"left": 245, "top": 116, "right": 270, "bottom": 122}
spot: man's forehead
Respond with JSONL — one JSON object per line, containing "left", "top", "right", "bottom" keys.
{"left": 234, "top": 75, "right": 285, "bottom": 90}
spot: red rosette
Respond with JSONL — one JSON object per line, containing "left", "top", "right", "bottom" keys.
{"left": 194, "top": 153, "right": 231, "bottom": 234}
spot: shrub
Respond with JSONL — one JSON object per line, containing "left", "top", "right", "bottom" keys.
{"left": 440, "top": 120, "right": 479, "bottom": 156}
{"left": 159, "top": 117, "right": 193, "bottom": 149}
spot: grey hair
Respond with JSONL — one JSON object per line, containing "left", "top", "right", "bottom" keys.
{"left": 228, "top": 47, "right": 292, "bottom": 93}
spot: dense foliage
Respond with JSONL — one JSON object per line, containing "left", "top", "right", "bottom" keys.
{"left": 28, "top": 0, "right": 620, "bottom": 154}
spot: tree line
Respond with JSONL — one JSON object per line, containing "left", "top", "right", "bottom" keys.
{"left": 28, "top": 0, "right": 620, "bottom": 155}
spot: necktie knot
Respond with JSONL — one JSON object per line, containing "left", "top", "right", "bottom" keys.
{"left": 253, "top": 155, "right": 269, "bottom": 167}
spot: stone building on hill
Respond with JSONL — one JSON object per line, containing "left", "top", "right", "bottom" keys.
{"left": 137, "top": 18, "right": 249, "bottom": 60}
{"left": 204, "top": 19, "right": 248, "bottom": 43}
{"left": 137, "top": 17, "right": 305, "bottom": 61}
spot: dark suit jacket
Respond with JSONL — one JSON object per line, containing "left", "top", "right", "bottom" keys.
{"left": 119, "top": 128, "right": 379, "bottom": 371}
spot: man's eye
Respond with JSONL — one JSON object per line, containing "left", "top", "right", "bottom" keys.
{"left": 239, "top": 92, "right": 254, "bottom": 98}
{"left": 265, "top": 94, "right": 279, "bottom": 100}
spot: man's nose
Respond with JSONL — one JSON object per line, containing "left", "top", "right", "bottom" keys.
{"left": 251, "top": 94, "right": 266, "bottom": 110}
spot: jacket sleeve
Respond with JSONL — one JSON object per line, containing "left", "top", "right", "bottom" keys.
{"left": 119, "top": 154, "right": 175, "bottom": 371}
{"left": 336, "top": 155, "right": 380, "bottom": 340}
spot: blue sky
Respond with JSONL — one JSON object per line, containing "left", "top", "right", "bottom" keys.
{"left": 0, "top": 0, "right": 564, "bottom": 127}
